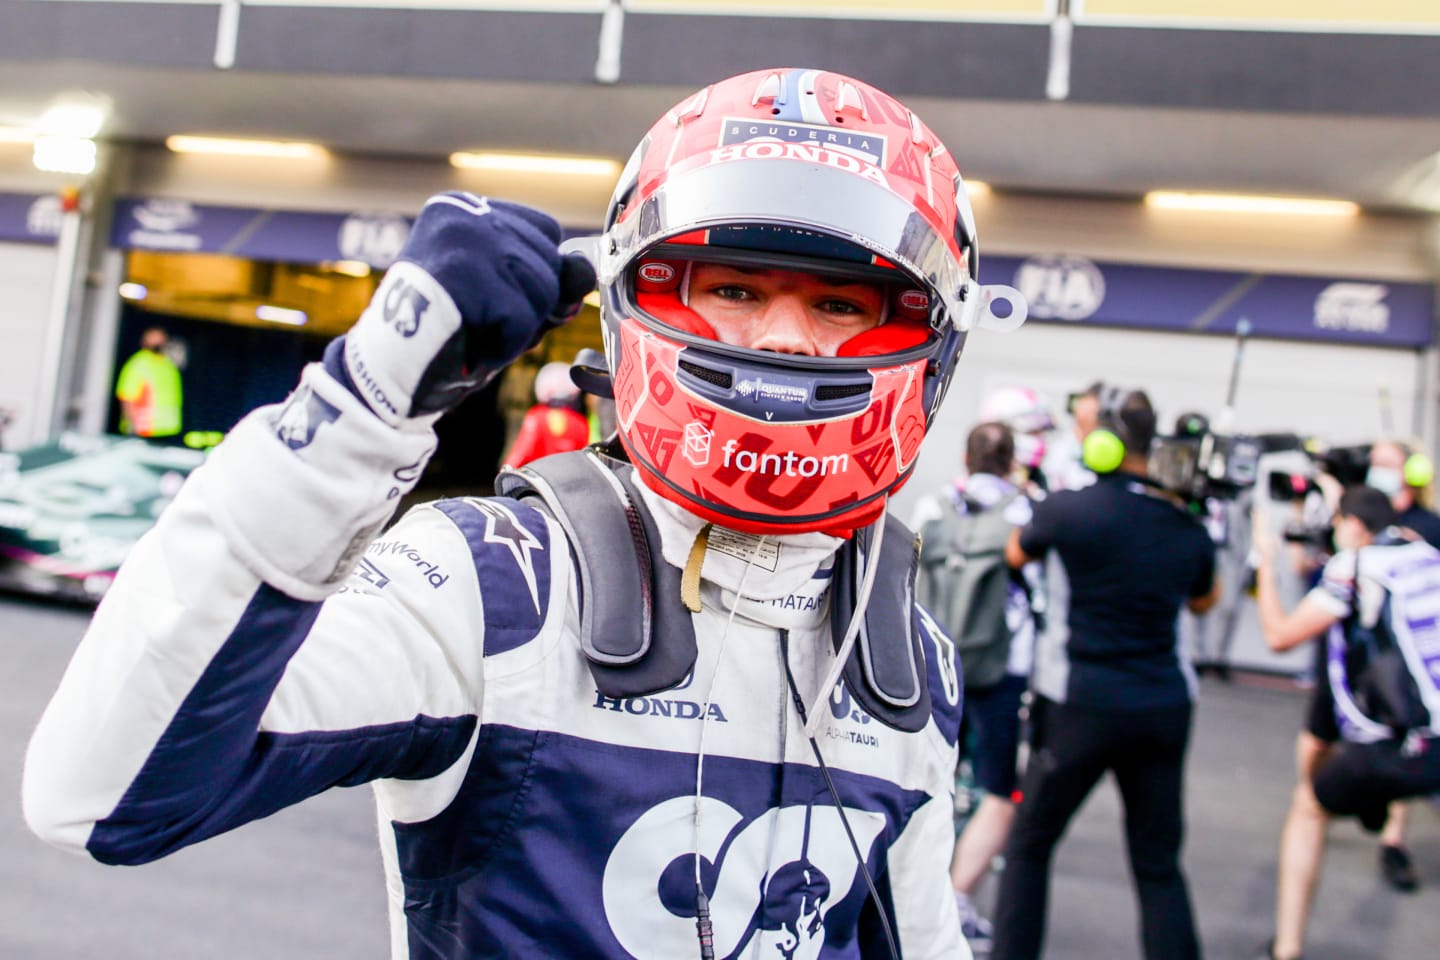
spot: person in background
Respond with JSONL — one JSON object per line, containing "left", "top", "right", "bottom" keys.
{"left": 495, "top": 350, "right": 543, "bottom": 455}
{"left": 115, "top": 326, "right": 182, "bottom": 439}
{"left": 912, "top": 420, "right": 1038, "bottom": 955}
{"left": 1368, "top": 439, "right": 1440, "bottom": 549}
{"left": 1359, "top": 438, "right": 1440, "bottom": 891}
{"left": 1039, "top": 380, "right": 1101, "bottom": 492}
{"left": 501, "top": 360, "right": 590, "bottom": 468}
{"left": 990, "top": 386, "right": 1218, "bottom": 960}
{"left": 978, "top": 385, "right": 1056, "bottom": 495}
{"left": 1252, "top": 485, "right": 1440, "bottom": 960}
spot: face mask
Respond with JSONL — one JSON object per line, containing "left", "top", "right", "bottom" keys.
{"left": 1365, "top": 466, "right": 1404, "bottom": 498}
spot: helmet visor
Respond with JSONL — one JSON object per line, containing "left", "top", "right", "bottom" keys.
{"left": 602, "top": 157, "right": 974, "bottom": 331}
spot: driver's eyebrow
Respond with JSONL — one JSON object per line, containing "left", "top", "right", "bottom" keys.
{"left": 700, "top": 264, "right": 880, "bottom": 290}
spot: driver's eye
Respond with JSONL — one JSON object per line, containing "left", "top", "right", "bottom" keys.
{"left": 710, "top": 285, "right": 753, "bottom": 302}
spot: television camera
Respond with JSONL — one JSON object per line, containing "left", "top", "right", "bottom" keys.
{"left": 1144, "top": 319, "right": 1271, "bottom": 505}
{"left": 1149, "top": 413, "right": 1265, "bottom": 504}
{"left": 1261, "top": 442, "right": 1372, "bottom": 552}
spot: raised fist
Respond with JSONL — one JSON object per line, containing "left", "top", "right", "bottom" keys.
{"left": 328, "top": 192, "right": 595, "bottom": 424}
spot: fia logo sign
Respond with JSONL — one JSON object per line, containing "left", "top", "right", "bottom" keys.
{"left": 26, "top": 196, "right": 62, "bottom": 238}
{"left": 1014, "top": 255, "right": 1105, "bottom": 321}
{"left": 338, "top": 212, "right": 410, "bottom": 268}
{"left": 382, "top": 278, "right": 430, "bottom": 338}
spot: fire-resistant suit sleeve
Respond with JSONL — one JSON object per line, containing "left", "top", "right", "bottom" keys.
{"left": 21, "top": 363, "right": 567, "bottom": 865}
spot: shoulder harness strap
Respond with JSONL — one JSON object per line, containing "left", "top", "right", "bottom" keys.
{"left": 830, "top": 514, "right": 932, "bottom": 732}
{"left": 495, "top": 449, "right": 697, "bottom": 699}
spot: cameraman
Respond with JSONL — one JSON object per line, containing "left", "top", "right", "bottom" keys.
{"left": 990, "top": 387, "right": 1218, "bottom": 960}
{"left": 1253, "top": 486, "right": 1440, "bottom": 960}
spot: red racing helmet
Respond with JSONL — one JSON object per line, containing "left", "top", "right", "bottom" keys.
{"left": 591, "top": 67, "right": 1024, "bottom": 536}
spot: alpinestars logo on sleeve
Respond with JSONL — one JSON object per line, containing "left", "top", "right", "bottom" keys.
{"left": 468, "top": 499, "right": 546, "bottom": 614}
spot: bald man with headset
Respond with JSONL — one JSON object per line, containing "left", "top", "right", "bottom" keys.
{"left": 989, "top": 385, "right": 1219, "bottom": 960}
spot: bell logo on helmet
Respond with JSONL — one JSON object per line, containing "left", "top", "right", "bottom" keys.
{"left": 638, "top": 261, "right": 677, "bottom": 285}
{"left": 898, "top": 289, "right": 930, "bottom": 312}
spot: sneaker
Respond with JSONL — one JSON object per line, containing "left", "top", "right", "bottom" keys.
{"left": 1380, "top": 844, "right": 1420, "bottom": 892}
{"left": 955, "top": 892, "right": 993, "bottom": 955}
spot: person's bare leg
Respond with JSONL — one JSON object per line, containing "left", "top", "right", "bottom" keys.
{"left": 951, "top": 794, "right": 1017, "bottom": 895}
{"left": 1380, "top": 801, "right": 1408, "bottom": 847}
{"left": 1273, "top": 732, "right": 1331, "bottom": 960}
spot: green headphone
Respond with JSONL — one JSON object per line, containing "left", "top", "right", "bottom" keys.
{"left": 1404, "top": 451, "right": 1435, "bottom": 488}
{"left": 1081, "top": 384, "right": 1131, "bottom": 474}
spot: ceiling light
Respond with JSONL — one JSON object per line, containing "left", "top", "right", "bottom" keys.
{"left": 256, "top": 305, "right": 308, "bottom": 326}
{"left": 40, "top": 101, "right": 107, "bottom": 138}
{"left": 167, "top": 135, "right": 327, "bottom": 159}
{"left": 1144, "top": 191, "right": 1359, "bottom": 217}
{"left": 117, "top": 283, "right": 148, "bottom": 301}
{"left": 33, "top": 136, "right": 97, "bottom": 175}
{"left": 0, "top": 126, "right": 35, "bottom": 144}
{"left": 450, "top": 151, "right": 621, "bottom": 177}
{"left": 965, "top": 180, "right": 991, "bottom": 197}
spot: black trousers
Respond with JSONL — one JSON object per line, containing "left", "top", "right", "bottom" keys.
{"left": 991, "top": 696, "right": 1201, "bottom": 960}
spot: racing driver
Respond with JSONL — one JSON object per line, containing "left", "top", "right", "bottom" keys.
{"left": 25, "top": 68, "right": 1023, "bottom": 959}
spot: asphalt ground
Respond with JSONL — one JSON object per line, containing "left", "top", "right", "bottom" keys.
{"left": 4, "top": 593, "right": 1437, "bottom": 959}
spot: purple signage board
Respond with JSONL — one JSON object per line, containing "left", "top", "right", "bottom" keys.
{"left": 0, "top": 191, "right": 62, "bottom": 244}
{"left": 112, "top": 198, "right": 415, "bottom": 267}
{"left": 108, "top": 198, "right": 1434, "bottom": 349}
{"left": 981, "top": 254, "right": 1435, "bottom": 349}
{"left": 112, "top": 196, "right": 599, "bottom": 269}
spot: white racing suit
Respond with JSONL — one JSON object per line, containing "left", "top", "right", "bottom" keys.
{"left": 24, "top": 363, "right": 967, "bottom": 959}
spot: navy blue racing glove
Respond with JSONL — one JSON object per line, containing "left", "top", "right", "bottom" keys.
{"left": 326, "top": 192, "right": 595, "bottom": 424}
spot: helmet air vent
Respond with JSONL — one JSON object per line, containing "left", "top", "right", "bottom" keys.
{"left": 678, "top": 359, "right": 733, "bottom": 389}
{"left": 815, "top": 382, "right": 871, "bottom": 402}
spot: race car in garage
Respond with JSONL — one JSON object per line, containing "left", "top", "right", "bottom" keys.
{"left": 0, "top": 433, "right": 206, "bottom": 603}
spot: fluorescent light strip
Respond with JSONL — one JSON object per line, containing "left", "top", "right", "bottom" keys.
{"left": 1145, "top": 191, "right": 1359, "bottom": 217}
{"left": 256, "top": 305, "right": 308, "bottom": 326}
{"left": 167, "top": 135, "right": 326, "bottom": 159}
{"left": 450, "top": 151, "right": 621, "bottom": 177}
